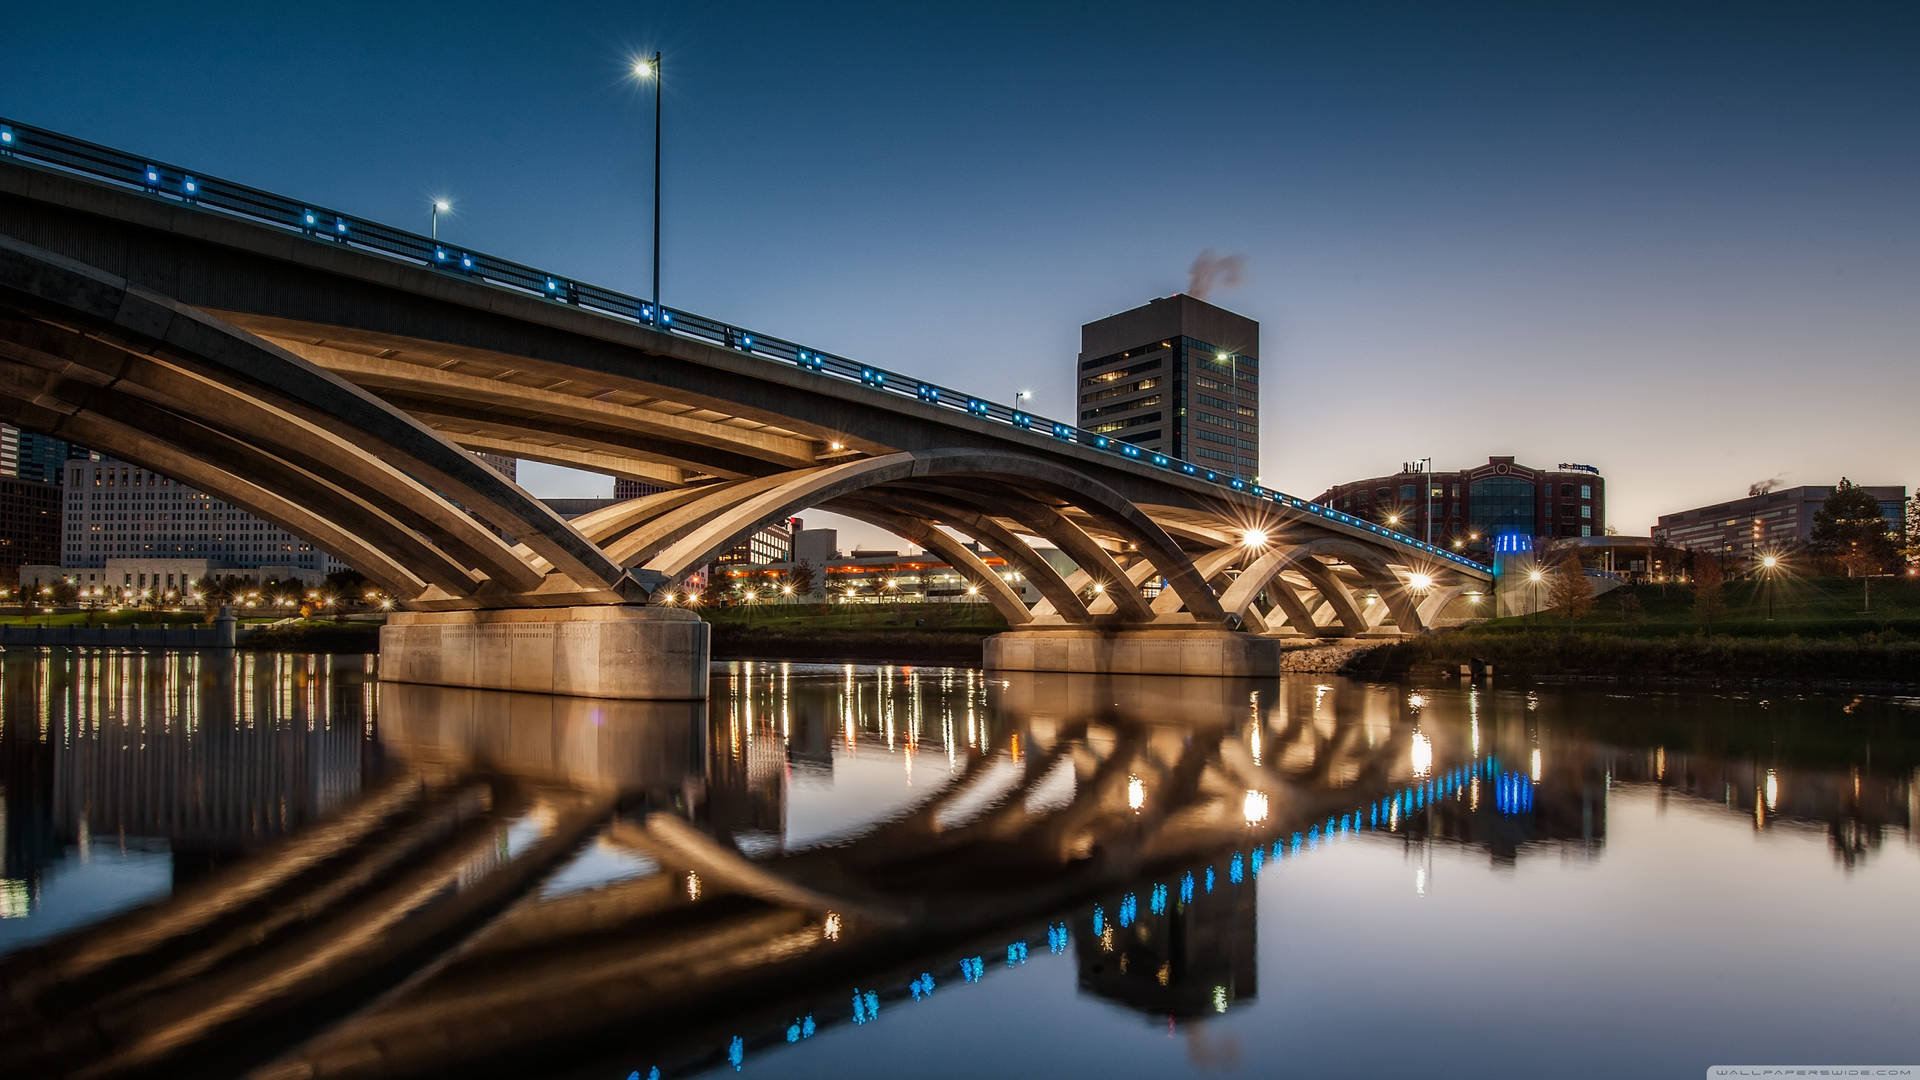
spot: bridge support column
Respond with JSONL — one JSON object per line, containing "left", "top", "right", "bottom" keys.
{"left": 380, "top": 606, "right": 708, "bottom": 700}
{"left": 983, "top": 627, "right": 1284, "bottom": 678}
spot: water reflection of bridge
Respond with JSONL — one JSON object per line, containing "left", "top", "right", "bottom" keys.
{"left": 0, "top": 662, "right": 1907, "bottom": 1079}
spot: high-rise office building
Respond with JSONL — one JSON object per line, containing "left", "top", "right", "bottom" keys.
{"left": 1077, "top": 295, "right": 1260, "bottom": 477}
{"left": 0, "top": 425, "right": 91, "bottom": 485}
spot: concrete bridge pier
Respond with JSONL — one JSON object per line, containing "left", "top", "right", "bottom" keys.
{"left": 983, "top": 626, "right": 1286, "bottom": 678}
{"left": 380, "top": 606, "right": 710, "bottom": 700}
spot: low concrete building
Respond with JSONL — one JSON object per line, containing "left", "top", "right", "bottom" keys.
{"left": 18, "top": 557, "right": 329, "bottom": 598}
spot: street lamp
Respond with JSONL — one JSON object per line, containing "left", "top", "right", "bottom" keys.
{"left": 632, "top": 53, "right": 663, "bottom": 322}
{"left": 1015, "top": 389, "right": 1032, "bottom": 412}
{"left": 1526, "top": 568, "right": 1544, "bottom": 625}
{"left": 431, "top": 198, "right": 450, "bottom": 240}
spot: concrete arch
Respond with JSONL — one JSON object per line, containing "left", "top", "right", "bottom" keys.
{"left": 0, "top": 321, "right": 539, "bottom": 594}
{"left": 827, "top": 497, "right": 1033, "bottom": 626}
{"left": 0, "top": 236, "right": 634, "bottom": 608}
{"left": 848, "top": 490, "right": 1092, "bottom": 623}
{"left": 626, "top": 450, "right": 1225, "bottom": 624}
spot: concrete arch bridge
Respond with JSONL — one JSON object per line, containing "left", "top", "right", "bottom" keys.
{"left": 0, "top": 119, "right": 1489, "bottom": 696}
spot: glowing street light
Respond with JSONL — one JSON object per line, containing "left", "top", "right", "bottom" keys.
{"left": 630, "top": 52, "right": 664, "bottom": 321}
{"left": 1527, "top": 567, "right": 1545, "bottom": 625}
{"left": 1759, "top": 553, "right": 1781, "bottom": 619}
{"left": 1241, "top": 528, "right": 1268, "bottom": 549}
{"left": 430, "top": 198, "right": 450, "bottom": 240}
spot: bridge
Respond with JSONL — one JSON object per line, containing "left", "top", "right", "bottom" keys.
{"left": 0, "top": 119, "right": 1491, "bottom": 696}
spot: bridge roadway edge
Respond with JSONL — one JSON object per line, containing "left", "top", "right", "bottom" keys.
{"left": 380, "top": 606, "right": 709, "bottom": 700}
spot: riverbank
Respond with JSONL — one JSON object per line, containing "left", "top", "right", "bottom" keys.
{"left": 1367, "top": 627, "right": 1920, "bottom": 690}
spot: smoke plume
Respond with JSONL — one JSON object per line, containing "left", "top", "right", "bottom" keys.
{"left": 1187, "top": 249, "right": 1246, "bottom": 300}
{"left": 1748, "top": 474, "right": 1787, "bottom": 497}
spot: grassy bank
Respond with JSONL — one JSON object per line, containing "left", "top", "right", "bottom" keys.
{"left": 1378, "top": 577, "right": 1920, "bottom": 686}
{"left": 239, "top": 619, "right": 382, "bottom": 652}
{"left": 703, "top": 602, "right": 1003, "bottom": 664}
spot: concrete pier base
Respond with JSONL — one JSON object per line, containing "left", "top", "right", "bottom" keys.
{"left": 380, "top": 606, "right": 709, "bottom": 700}
{"left": 983, "top": 627, "right": 1285, "bottom": 678}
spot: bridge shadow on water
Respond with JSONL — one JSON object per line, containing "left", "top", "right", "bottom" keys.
{"left": 0, "top": 652, "right": 1909, "bottom": 1079}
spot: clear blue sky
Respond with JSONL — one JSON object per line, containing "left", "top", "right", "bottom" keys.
{"left": 8, "top": 1, "right": 1916, "bottom": 538}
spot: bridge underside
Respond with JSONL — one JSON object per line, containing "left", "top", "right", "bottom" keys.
{"left": 0, "top": 160, "right": 1490, "bottom": 698}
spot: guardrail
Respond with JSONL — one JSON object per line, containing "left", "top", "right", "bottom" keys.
{"left": 0, "top": 117, "right": 1491, "bottom": 575}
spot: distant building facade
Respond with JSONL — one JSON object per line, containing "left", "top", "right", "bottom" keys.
{"left": 1314, "top": 456, "right": 1606, "bottom": 554}
{"left": 53, "top": 457, "right": 339, "bottom": 582}
{"left": 1653, "top": 484, "right": 1906, "bottom": 557}
{"left": 0, "top": 426, "right": 88, "bottom": 583}
{"left": 0, "top": 478, "right": 61, "bottom": 583}
{"left": 1078, "top": 295, "right": 1260, "bottom": 477}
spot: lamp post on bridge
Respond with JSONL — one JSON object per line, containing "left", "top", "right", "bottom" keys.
{"left": 431, "top": 198, "right": 449, "bottom": 241}
{"left": 632, "top": 52, "right": 663, "bottom": 322}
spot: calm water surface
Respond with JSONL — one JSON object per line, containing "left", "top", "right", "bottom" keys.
{"left": 1, "top": 650, "right": 1915, "bottom": 1079}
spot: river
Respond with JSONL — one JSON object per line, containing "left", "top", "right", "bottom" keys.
{"left": 1, "top": 650, "right": 1915, "bottom": 1079}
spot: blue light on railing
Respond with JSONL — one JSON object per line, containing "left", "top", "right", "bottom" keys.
{"left": 742, "top": 334, "right": 752, "bottom": 347}
{"left": 1152, "top": 454, "right": 1168, "bottom": 466}
{"left": 334, "top": 217, "right": 347, "bottom": 235}
{"left": 143, "top": 165, "right": 159, "bottom": 185}
{"left": 302, "top": 209, "right": 316, "bottom": 227}
{"left": 182, "top": 175, "right": 196, "bottom": 195}
{"left": 0, "top": 127, "right": 13, "bottom": 146}
{"left": 460, "top": 253, "right": 473, "bottom": 270}
{"left": 434, "top": 247, "right": 447, "bottom": 262}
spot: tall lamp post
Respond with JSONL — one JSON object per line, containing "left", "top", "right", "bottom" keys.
{"left": 632, "top": 53, "right": 663, "bottom": 321}
{"left": 431, "top": 198, "right": 449, "bottom": 240}
{"left": 1015, "top": 389, "right": 1032, "bottom": 414}
{"left": 1527, "top": 568, "right": 1544, "bottom": 626}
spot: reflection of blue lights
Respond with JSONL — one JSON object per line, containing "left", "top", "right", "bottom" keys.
{"left": 1047, "top": 922, "right": 1069, "bottom": 954}
{"left": 728, "top": 1035, "right": 744, "bottom": 1070}
{"left": 850, "top": 988, "right": 879, "bottom": 1023}
{"left": 1150, "top": 882, "right": 1168, "bottom": 915}
{"left": 1091, "top": 905, "right": 1104, "bottom": 935}
{"left": 961, "top": 956, "right": 984, "bottom": 983}
{"left": 911, "top": 972, "right": 936, "bottom": 998}
{"left": 1250, "top": 847, "right": 1263, "bottom": 874}
{"left": 1229, "top": 854, "right": 1244, "bottom": 885}
{"left": 803, "top": 1015, "right": 815, "bottom": 1038}
{"left": 1180, "top": 871, "right": 1194, "bottom": 904}
{"left": 1204, "top": 866, "right": 1215, "bottom": 894}
{"left": 1118, "top": 893, "right": 1137, "bottom": 927}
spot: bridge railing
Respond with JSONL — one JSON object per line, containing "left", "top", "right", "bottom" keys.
{"left": 0, "top": 118, "right": 1491, "bottom": 575}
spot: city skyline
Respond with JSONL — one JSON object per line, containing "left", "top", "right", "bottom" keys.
{"left": 7, "top": 1, "right": 1915, "bottom": 543}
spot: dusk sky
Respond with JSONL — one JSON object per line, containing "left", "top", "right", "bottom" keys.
{"left": 9, "top": 1, "right": 1916, "bottom": 542}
